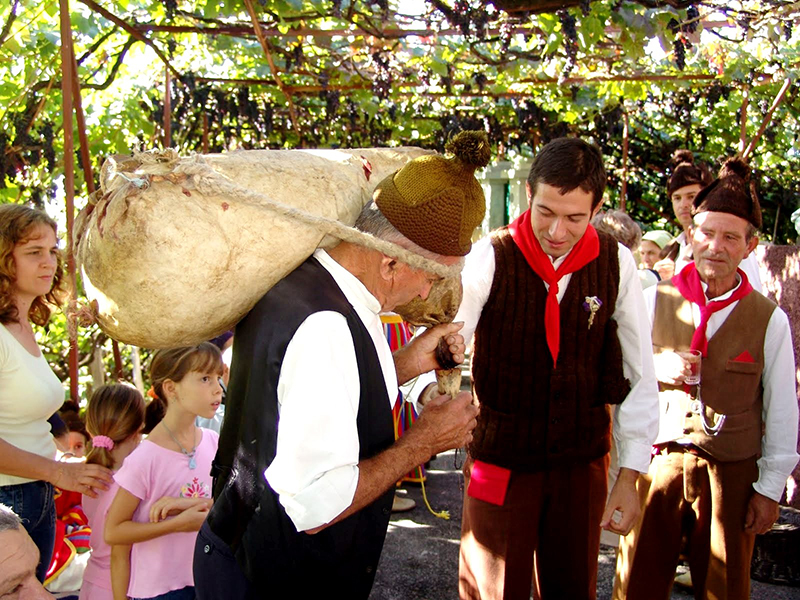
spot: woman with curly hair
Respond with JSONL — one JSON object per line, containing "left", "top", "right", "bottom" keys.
{"left": 0, "top": 203, "right": 112, "bottom": 582}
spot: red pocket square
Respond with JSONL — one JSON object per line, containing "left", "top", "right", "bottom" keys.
{"left": 732, "top": 350, "right": 755, "bottom": 363}
{"left": 467, "top": 460, "right": 511, "bottom": 506}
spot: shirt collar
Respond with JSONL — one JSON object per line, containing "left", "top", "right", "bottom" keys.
{"left": 700, "top": 272, "right": 742, "bottom": 303}
{"left": 313, "top": 249, "right": 382, "bottom": 316}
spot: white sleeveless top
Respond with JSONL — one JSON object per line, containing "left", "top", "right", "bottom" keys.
{"left": 0, "top": 323, "right": 64, "bottom": 486}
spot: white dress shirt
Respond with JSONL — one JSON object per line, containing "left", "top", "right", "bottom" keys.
{"left": 644, "top": 277, "right": 799, "bottom": 501}
{"left": 264, "top": 249, "right": 398, "bottom": 531}
{"left": 416, "top": 235, "right": 660, "bottom": 475}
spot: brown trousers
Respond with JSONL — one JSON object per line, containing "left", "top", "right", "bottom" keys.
{"left": 459, "top": 455, "right": 609, "bottom": 600}
{"left": 621, "top": 447, "right": 758, "bottom": 600}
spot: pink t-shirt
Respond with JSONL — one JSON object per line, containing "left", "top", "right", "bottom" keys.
{"left": 80, "top": 481, "right": 120, "bottom": 600}
{"left": 114, "top": 428, "right": 218, "bottom": 599}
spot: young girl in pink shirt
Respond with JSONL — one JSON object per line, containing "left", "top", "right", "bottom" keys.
{"left": 105, "top": 344, "right": 223, "bottom": 600}
{"left": 80, "top": 384, "right": 145, "bottom": 600}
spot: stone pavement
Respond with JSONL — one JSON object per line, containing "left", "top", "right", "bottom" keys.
{"left": 371, "top": 450, "right": 800, "bottom": 600}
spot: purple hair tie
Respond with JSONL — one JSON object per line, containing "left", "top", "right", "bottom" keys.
{"left": 92, "top": 435, "right": 115, "bottom": 451}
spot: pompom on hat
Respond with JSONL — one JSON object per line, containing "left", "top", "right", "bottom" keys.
{"left": 692, "top": 156, "right": 762, "bottom": 229}
{"left": 667, "top": 149, "right": 712, "bottom": 196}
{"left": 373, "top": 130, "right": 490, "bottom": 257}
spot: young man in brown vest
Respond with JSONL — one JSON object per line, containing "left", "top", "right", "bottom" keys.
{"left": 415, "top": 138, "right": 659, "bottom": 599}
{"left": 621, "top": 157, "right": 799, "bottom": 600}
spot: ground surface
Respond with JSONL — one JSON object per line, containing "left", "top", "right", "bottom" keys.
{"left": 371, "top": 450, "right": 800, "bottom": 600}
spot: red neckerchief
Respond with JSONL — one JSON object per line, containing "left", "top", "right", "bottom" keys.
{"left": 672, "top": 262, "right": 753, "bottom": 357}
{"left": 508, "top": 209, "right": 599, "bottom": 367}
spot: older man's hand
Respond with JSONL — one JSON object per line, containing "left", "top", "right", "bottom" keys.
{"left": 393, "top": 322, "right": 466, "bottom": 385}
{"left": 744, "top": 492, "right": 780, "bottom": 535}
{"left": 653, "top": 351, "right": 692, "bottom": 385}
{"left": 412, "top": 391, "right": 478, "bottom": 456}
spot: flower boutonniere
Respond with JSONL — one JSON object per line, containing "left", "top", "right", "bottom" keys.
{"left": 583, "top": 296, "right": 603, "bottom": 329}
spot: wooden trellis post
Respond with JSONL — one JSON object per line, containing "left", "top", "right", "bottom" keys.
{"left": 69, "top": 45, "right": 125, "bottom": 381}
{"left": 164, "top": 67, "right": 172, "bottom": 147}
{"left": 58, "top": 0, "right": 79, "bottom": 401}
{"left": 739, "top": 85, "right": 749, "bottom": 154}
{"left": 619, "top": 108, "right": 630, "bottom": 213}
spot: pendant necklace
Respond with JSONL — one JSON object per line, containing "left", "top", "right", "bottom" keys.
{"left": 162, "top": 422, "right": 197, "bottom": 469}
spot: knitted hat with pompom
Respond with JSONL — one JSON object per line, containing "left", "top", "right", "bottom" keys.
{"left": 373, "top": 130, "right": 490, "bottom": 257}
{"left": 692, "top": 156, "right": 762, "bottom": 229}
{"left": 667, "top": 149, "right": 712, "bottom": 196}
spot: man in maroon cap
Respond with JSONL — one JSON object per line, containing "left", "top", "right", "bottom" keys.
{"left": 621, "top": 157, "right": 799, "bottom": 600}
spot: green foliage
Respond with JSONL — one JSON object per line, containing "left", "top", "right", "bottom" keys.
{"left": 2, "top": 0, "right": 800, "bottom": 385}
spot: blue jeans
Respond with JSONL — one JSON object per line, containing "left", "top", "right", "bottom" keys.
{"left": 0, "top": 480, "right": 56, "bottom": 582}
{"left": 132, "top": 587, "right": 195, "bottom": 600}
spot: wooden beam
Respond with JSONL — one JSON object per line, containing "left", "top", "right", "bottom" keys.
{"left": 739, "top": 85, "right": 749, "bottom": 154}
{"left": 78, "top": 0, "right": 182, "bottom": 81}
{"left": 742, "top": 77, "right": 792, "bottom": 161}
{"left": 242, "top": 0, "right": 301, "bottom": 137}
{"left": 620, "top": 109, "right": 630, "bottom": 213}
{"left": 59, "top": 0, "right": 79, "bottom": 402}
{"left": 164, "top": 67, "right": 172, "bottom": 147}
{"left": 131, "top": 23, "right": 540, "bottom": 38}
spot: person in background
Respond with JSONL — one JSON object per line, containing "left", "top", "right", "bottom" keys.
{"left": 0, "top": 503, "right": 53, "bottom": 599}
{"left": 654, "top": 150, "right": 763, "bottom": 291}
{"left": 81, "top": 384, "right": 146, "bottom": 600}
{"left": 381, "top": 313, "right": 423, "bottom": 513}
{"left": 196, "top": 331, "right": 232, "bottom": 433}
{"left": 0, "top": 204, "right": 112, "bottom": 582}
{"left": 591, "top": 210, "right": 658, "bottom": 289}
{"left": 639, "top": 230, "right": 672, "bottom": 271}
{"left": 104, "top": 344, "right": 222, "bottom": 600}
{"left": 60, "top": 404, "right": 89, "bottom": 460}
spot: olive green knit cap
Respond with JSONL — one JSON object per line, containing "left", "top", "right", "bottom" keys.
{"left": 373, "top": 130, "right": 490, "bottom": 257}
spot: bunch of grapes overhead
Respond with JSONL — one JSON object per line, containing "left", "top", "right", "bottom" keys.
{"left": 371, "top": 52, "right": 393, "bottom": 101}
{"left": 163, "top": 0, "right": 177, "bottom": 19}
{"left": 673, "top": 39, "right": 686, "bottom": 70}
{"left": 558, "top": 10, "right": 578, "bottom": 79}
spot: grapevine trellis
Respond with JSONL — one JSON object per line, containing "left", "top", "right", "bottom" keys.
{"left": 2, "top": 0, "right": 800, "bottom": 397}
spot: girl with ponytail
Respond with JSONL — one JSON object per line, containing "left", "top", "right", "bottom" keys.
{"left": 81, "top": 384, "right": 145, "bottom": 600}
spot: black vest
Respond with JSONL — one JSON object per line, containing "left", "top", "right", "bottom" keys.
{"left": 207, "top": 256, "right": 395, "bottom": 598}
{"left": 469, "top": 229, "right": 630, "bottom": 471}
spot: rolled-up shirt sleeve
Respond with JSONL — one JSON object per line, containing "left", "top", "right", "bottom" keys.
{"left": 264, "top": 311, "right": 362, "bottom": 532}
{"left": 611, "top": 243, "right": 660, "bottom": 474}
{"left": 755, "top": 308, "right": 799, "bottom": 502}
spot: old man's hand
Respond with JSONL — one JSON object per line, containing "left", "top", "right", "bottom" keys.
{"left": 653, "top": 351, "right": 692, "bottom": 385}
{"left": 393, "top": 322, "right": 466, "bottom": 384}
{"left": 744, "top": 492, "right": 779, "bottom": 535}
{"left": 414, "top": 391, "right": 478, "bottom": 456}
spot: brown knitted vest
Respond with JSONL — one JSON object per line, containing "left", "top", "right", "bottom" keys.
{"left": 469, "top": 228, "right": 630, "bottom": 472}
{"left": 652, "top": 280, "right": 776, "bottom": 461}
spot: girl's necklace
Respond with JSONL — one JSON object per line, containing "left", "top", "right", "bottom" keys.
{"left": 162, "top": 422, "right": 197, "bottom": 469}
